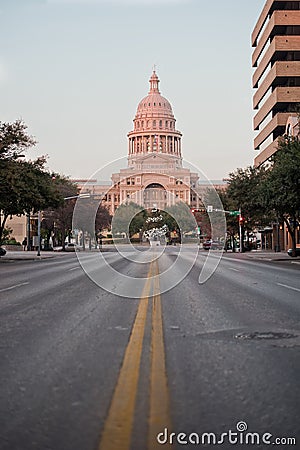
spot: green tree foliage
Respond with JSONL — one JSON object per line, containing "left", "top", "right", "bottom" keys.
{"left": 0, "top": 120, "right": 36, "bottom": 160}
{"left": 164, "top": 202, "right": 196, "bottom": 233}
{"left": 42, "top": 175, "right": 79, "bottom": 248}
{"left": 0, "top": 120, "right": 63, "bottom": 245}
{"left": 262, "top": 137, "right": 300, "bottom": 256}
{"left": 111, "top": 202, "right": 145, "bottom": 238}
{"left": 226, "top": 166, "right": 269, "bottom": 224}
{"left": 214, "top": 188, "right": 238, "bottom": 248}
{"left": 0, "top": 158, "right": 63, "bottom": 245}
{"left": 225, "top": 166, "right": 270, "bottom": 251}
{"left": 72, "top": 196, "right": 112, "bottom": 248}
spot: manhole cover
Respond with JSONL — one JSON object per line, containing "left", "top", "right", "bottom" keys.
{"left": 235, "top": 331, "right": 298, "bottom": 341}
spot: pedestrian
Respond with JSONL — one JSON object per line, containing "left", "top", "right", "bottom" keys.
{"left": 22, "top": 237, "right": 27, "bottom": 251}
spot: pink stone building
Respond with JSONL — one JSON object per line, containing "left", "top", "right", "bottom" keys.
{"left": 79, "top": 71, "right": 200, "bottom": 214}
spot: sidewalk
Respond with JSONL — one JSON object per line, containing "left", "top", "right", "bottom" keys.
{"left": 224, "top": 249, "right": 298, "bottom": 262}
{"left": 0, "top": 250, "right": 66, "bottom": 261}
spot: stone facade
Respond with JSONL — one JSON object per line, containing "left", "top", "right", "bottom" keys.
{"left": 79, "top": 71, "right": 200, "bottom": 213}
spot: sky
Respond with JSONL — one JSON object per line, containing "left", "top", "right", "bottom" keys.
{"left": 1, "top": 0, "right": 265, "bottom": 182}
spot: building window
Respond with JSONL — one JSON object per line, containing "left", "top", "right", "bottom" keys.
{"left": 153, "top": 120, "right": 156, "bottom": 128}
{"left": 159, "top": 120, "right": 162, "bottom": 128}
{"left": 154, "top": 103, "right": 156, "bottom": 106}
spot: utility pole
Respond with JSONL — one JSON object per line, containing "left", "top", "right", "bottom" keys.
{"left": 239, "top": 209, "right": 243, "bottom": 253}
{"left": 27, "top": 212, "right": 31, "bottom": 251}
{"left": 37, "top": 211, "right": 41, "bottom": 256}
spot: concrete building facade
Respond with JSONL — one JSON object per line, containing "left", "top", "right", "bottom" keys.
{"left": 252, "top": 0, "right": 300, "bottom": 166}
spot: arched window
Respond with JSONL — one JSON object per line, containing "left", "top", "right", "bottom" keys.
{"left": 153, "top": 120, "right": 156, "bottom": 128}
{"left": 159, "top": 120, "right": 162, "bottom": 128}
{"left": 141, "top": 120, "right": 144, "bottom": 128}
{"left": 166, "top": 121, "right": 168, "bottom": 128}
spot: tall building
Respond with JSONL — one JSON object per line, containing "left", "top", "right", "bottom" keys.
{"left": 80, "top": 70, "right": 200, "bottom": 213}
{"left": 252, "top": 0, "right": 300, "bottom": 166}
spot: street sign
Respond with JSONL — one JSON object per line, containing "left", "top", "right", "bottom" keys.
{"left": 229, "top": 211, "right": 240, "bottom": 216}
{"left": 207, "top": 205, "right": 213, "bottom": 213}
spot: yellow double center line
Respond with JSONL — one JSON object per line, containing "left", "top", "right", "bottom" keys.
{"left": 98, "top": 258, "right": 172, "bottom": 450}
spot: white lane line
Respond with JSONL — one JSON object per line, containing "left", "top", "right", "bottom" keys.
{"left": 229, "top": 268, "right": 240, "bottom": 272}
{"left": 0, "top": 282, "right": 29, "bottom": 293}
{"left": 68, "top": 267, "right": 81, "bottom": 271}
{"left": 276, "top": 283, "right": 300, "bottom": 293}
{"left": 291, "top": 262, "right": 300, "bottom": 265}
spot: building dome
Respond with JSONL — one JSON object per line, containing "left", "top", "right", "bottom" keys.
{"left": 135, "top": 71, "right": 174, "bottom": 120}
{"left": 128, "top": 70, "right": 182, "bottom": 159}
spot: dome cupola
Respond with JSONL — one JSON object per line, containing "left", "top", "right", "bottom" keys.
{"left": 128, "top": 70, "right": 182, "bottom": 160}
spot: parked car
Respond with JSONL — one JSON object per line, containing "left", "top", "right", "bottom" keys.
{"left": 64, "top": 243, "right": 80, "bottom": 252}
{"left": 287, "top": 248, "right": 300, "bottom": 257}
{"left": 203, "top": 240, "right": 224, "bottom": 250}
{"left": 0, "top": 247, "right": 6, "bottom": 256}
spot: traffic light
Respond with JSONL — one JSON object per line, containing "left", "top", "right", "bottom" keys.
{"left": 239, "top": 216, "right": 245, "bottom": 225}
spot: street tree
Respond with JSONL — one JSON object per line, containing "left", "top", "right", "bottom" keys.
{"left": 164, "top": 202, "right": 196, "bottom": 234}
{"left": 111, "top": 202, "right": 145, "bottom": 238}
{"left": 262, "top": 136, "right": 300, "bottom": 257}
{"left": 0, "top": 120, "right": 36, "bottom": 160}
{"left": 226, "top": 166, "right": 270, "bottom": 250}
{"left": 42, "top": 175, "right": 79, "bottom": 249}
{"left": 0, "top": 157, "right": 63, "bottom": 245}
{"left": 72, "top": 196, "right": 112, "bottom": 248}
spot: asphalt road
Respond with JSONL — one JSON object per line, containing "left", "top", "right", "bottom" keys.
{"left": 0, "top": 247, "right": 299, "bottom": 450}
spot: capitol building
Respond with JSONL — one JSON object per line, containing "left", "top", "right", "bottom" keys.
{"left": 77, "top": 70, "right": 204, "bottom": 213}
